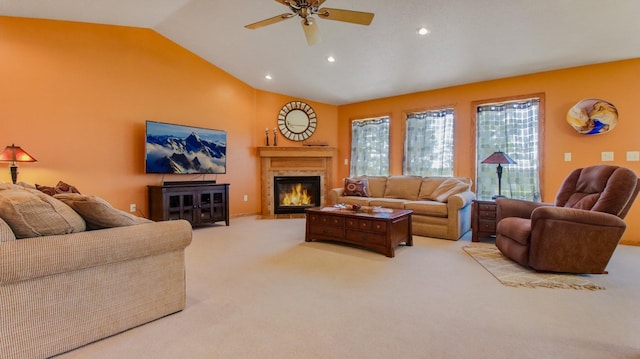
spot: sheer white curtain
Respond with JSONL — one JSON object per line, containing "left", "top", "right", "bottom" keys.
{"left": 476, "top": 99, "right": 540, "bottom": 201}
{"left": 350, "top": 117, "right": 389, "bottom": 177}
{"left": 403, "top": 109, "right": 454, "bottom": 176}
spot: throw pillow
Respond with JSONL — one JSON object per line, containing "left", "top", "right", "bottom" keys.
{"left": 54, "top": 193, "right": 152, "bottom": 230}
{"left": 418, "top": 178, "right": 444, "bottom": 200}
{"left": 428, "top": 178, "right": 471, "bottom": 203}
{"left": 0, "top": 184, "right": 86, "bottom": 238}
{"left": 55, "top": 181, "right": 81, "bottom": 194}
{"left": 343, "top": 178, "right": 369, "bottom": 197}
{"left": 36, "top": 180, "right": 81, "bottom": 196}
{"left": 36, "top": 184, "right": 57, "bottom": 196}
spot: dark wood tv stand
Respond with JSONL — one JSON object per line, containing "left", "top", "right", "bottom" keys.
{"left": 148, "top": 182, "right": 229, "bottom": 226}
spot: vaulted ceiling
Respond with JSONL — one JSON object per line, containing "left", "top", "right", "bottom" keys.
{"left": 1, "top": 0, "right": 639, "bottom": 105}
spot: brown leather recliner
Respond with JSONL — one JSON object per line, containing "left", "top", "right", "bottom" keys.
{"left": 495, "top": 165, "right": 639, "bottom": 274}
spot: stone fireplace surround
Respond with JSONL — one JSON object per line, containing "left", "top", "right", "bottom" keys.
{"left": 258, "top": 146, "right": 336, "bottom": 217}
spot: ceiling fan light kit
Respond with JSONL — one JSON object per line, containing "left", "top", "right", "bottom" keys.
{"left": 245, "top": 0, "right": 374, "bottom": 46}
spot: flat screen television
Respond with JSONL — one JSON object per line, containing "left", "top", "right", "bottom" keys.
{"left": 145, "top": 121, "right": 227, "bottom": 174}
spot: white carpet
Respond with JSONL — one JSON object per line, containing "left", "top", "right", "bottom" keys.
{"left": 57, "top": 216, "right": 640, "bottom": 359}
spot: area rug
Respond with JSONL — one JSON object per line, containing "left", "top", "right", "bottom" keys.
{"left": 462, "top": 243, "right": 604, "bottom": 290}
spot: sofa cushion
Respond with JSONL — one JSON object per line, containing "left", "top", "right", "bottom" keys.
{"left": 343, "top": 178, "right": 369, "bottom": 197}
{"left": 0, "top": 217, "right": 16, "bottom": 242}
{"left": 368, "top": 198, "right": 409, "bottom": 209}
{"left": 337, "top": 196, "right": 372, "bottom": 206}
{"left": 0, "top": 184, "right": 86, "bottom": 239}
{"left": 54, "top": 193, "right": 152, "bottom": 230}
{"left": 365, "top": 176, "right": 389, "bottom": 198}
{"left": 428, "top": 178, "right": 471, "bottom": 202}
{"left": 404, "top": 201, "right": 448, "bottom": 217}
{"left": 383, "top": 176, "right": 423, "bottom": 201}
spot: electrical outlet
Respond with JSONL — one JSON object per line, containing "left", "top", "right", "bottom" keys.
{"left": 564, "top": 152, "right": 571, "bottom": 162}
{"left": 626, "top": 151, "right": 640, "bottom": 161}
{"left": 129, "top": 204, "right": 136, "bottom": 213}
{"left": 344, "top": 158, "right": 349, "bottom": 165}
{"left": 243, "top": 194, "right": 248, "bottom": 202}
{"left": 601, "top": 151, "right": 614, "bottom": 162}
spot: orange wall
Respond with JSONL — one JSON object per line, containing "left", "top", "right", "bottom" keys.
{"left": 2, "top": 16, "right": 638, "bottom": 244}
{"left": 0, "top": 16, "right": 338, "bottom": 219}
{"left": 338, "top": 58, "right": 640, "bottom": 244}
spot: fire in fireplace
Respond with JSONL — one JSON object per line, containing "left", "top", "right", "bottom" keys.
{"left": 274, "top": 176, "right": 321, "bottom": 214}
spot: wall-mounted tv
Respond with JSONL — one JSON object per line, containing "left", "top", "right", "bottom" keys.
{"left": 145, "top": 121, "right": 227, "bottom": 174}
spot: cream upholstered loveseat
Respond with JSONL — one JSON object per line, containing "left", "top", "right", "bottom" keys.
{"left": 0, "top": 183, "right": 192, "bottom": 359}
{"left": 328, "top": 175, "right": 475, "bottom": 240}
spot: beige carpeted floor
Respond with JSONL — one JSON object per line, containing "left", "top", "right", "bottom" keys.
{"left": 58, "top": 216, "right": 640, "bottom": 359}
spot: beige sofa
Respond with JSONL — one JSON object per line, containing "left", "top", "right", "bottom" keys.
{"left": 328, "top": 175, "right": 475, "bottom": 240}
{"left": 0, "top": 183, "right": 192, "bottom": 359}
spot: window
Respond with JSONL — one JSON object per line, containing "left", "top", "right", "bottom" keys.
{"left": 350, "top": 116, "right": 390, "bottom": 176}
{"left": 476, "top": 97, "right": 541, "bottom": 201}
{"left": 403, "top": 108, "right": 454, "bottom": 176}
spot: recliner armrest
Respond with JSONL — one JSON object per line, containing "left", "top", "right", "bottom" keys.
{"left": 496, "top": 197, "right": 551, "bottom": 222}
{"left": 531, "top": 206, "right": 626, "bottom": 228}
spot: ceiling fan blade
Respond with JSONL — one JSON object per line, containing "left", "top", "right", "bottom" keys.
{"left": 245, "top": 13, "right": 294, "bottom": 29}
{"left": 318, "top": 8, "right": 374, "bottom": 25}
{"left": 302, "top": 18, "right": 321, "bottom": 46}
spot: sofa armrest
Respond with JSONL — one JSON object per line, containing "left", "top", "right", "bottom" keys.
{"left": 496, "top": 197, "right": 552, "bottom": 222}
{"left": 0, "top": 220, "right": 192, "bottom": 284}
{"left": 447, "top": 190, "right": 475, "bottom": 210}
{"left": 327, "top": 187, "right": 345, "bottom": 205}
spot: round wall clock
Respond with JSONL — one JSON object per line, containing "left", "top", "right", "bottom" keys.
{"left": 277, "top": 101, "right": 317, "bottom": 141}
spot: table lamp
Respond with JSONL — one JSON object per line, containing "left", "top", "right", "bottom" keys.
{"left": 481, "top": 151, "right": 516, "bottom": 199}
{"left": 0, "top": 144, "right": 37, "bottom": 184}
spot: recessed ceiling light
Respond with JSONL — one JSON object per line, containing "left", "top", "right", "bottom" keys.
{"left": 265, "top": 74, "right": 272, "bottom": 80}
{"left": 327, "top": 56, "right": 335, "bottom": 63}
{"left": 417, "top": 27, "right": 430, "bottom": 36}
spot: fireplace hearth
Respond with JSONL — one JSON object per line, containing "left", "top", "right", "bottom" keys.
{"left": 273, "top": 176, "right": 321, "bottom": 214}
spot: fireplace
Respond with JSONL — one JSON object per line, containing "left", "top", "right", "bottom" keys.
{"left": 258, "top": 146, "right": 335, "bottom": 217}
{"left": 273, "top": 176, "right": 321, "bottom": 214}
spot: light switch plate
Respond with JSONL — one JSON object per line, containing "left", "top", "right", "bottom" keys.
{"left": 627, "top": 151, "right": 640, "bottom": 161}
{"left": 601, "top": 151, "right": 614, "bottom": 161}
{"left": 564, "top": 152, "right": 571, "bottom": 162}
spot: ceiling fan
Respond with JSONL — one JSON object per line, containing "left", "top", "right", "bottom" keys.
{"left": 245, "top": 0, "right": 375, "bottom": 46}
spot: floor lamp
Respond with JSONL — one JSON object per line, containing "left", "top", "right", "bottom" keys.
{"left": 0, "top": 144, "right": 37, "bottom": 184}
{"left": 481, "top": 151, "right": 516, "bottom": 199}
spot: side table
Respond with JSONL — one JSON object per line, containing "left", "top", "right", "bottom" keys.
{"left": 471, "top": 199, "right": 497, "bottom": 242}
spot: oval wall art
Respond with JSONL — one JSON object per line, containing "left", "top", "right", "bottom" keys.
{"left": 566, "top": 98, "right": 618, "bottom": 135}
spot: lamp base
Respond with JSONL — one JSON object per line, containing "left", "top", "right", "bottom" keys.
{"left": 9, "top": 164, "right": 18, "bottom": 184}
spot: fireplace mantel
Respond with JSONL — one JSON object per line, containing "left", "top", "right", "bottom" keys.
{"left": 258, "top": 146, "right": 336, "bottom": 217}
{"left": 257, "top": 146, "right": 336, "bottom": 158}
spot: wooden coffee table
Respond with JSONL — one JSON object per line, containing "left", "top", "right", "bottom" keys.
{"left": 305, "top": 207, "right": 413, "bottom": 257}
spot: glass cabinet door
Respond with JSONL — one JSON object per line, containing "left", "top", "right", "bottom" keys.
{"left": 199, "top": 190, "right": 225, "bottom": 222}
{"left": 199, "top": 192, "right": 212, "bottom": 221}
{"left": 167, "top": 192, "right": 195, "bottom": 222}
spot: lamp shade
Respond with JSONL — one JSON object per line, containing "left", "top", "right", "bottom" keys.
{"left": 0, "top": 144, "right": 37, "bottom": 163}
{"left": 481, "top": 151, "right": 516, "bottom": 165}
